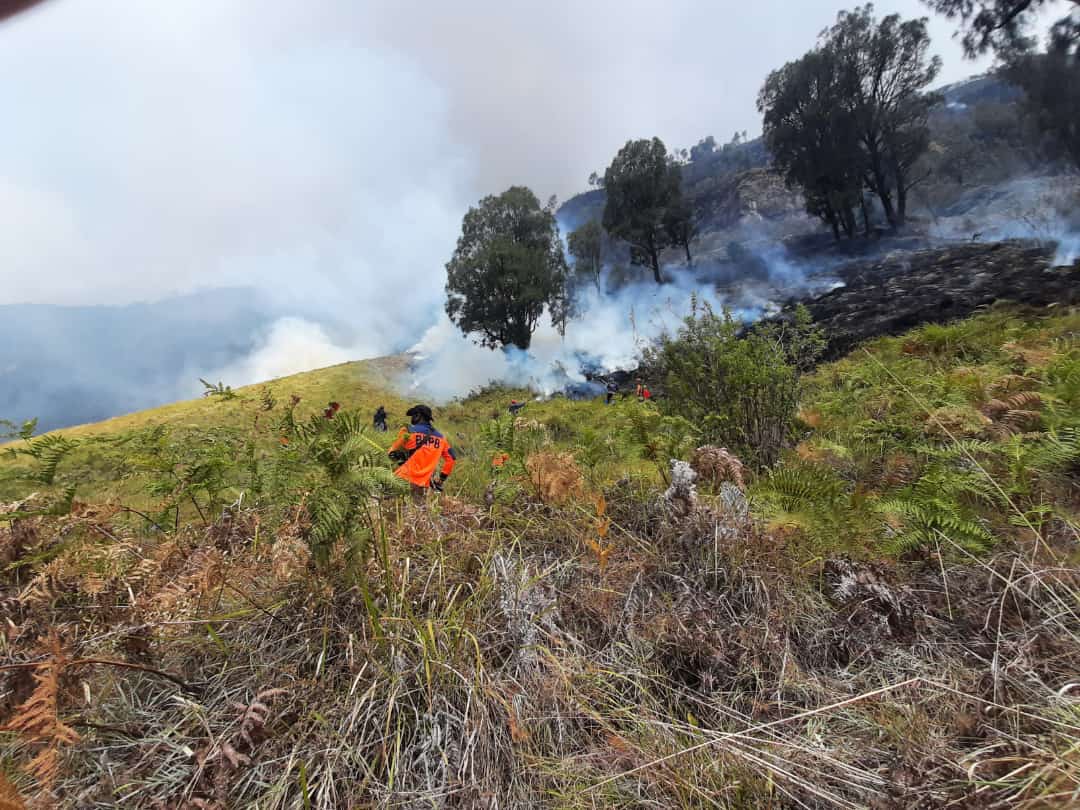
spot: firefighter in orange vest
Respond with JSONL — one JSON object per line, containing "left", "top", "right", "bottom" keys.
{"left": 388, "top": 404, "right": 457, "bottom": 499}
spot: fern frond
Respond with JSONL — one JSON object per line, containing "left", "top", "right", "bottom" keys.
{"left": 875, "top": 491, "right": 993, "bottom": 554}
{"left": 2, "top": 633, "right": 79, "bottom": 790}
{"left": 0, "top": 771, "right": 28, "bottom": 810}
{"left": 200, "top": 378, "right": 239, "bottom": 400}
{"left": 15, "top": 434, "right": 79, "bottom": 485}
{"left": 914, "top": 439, "right": 996, "bottom": 460}
{"left": 757, "top": 463, "right": 845, "bottom": 511}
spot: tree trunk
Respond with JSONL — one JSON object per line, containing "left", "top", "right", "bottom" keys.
{"left": 865, "top": 142, "right": 897, "bottom": 228}
{"left": 683, "top": 241, "right": 692, "bottom": 266}
{"left": 895, "top": 184, "right": 907, "bottom": 228}
{"left": 877, "top": 188, "right": 896, "bottom": 228}
{"left": 827, "top": 210, "right": 841, "bottom": 241}
{"left": 859, "top": 195, "right": 871, "bottom": 237}
{"left": 648, "top": 240, "right": 663, "bottom": 284}
{"left": 841, "top": 205, "right": 857, "bottom": 239}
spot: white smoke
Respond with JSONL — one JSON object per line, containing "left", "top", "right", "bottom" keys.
{"left": 927, "top": 175, "right": 1080, "bottom": 266}
{"left": 204, "top": 317, "right": 381, "bottom": 389}
{"left": 405, "top": 263, "right": 780, "bottom": 401}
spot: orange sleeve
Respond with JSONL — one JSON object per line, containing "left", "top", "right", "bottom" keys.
{"left": 441, "top": 441, "right": 457, "bottom": 476}
{"left": 388, "top": 427, "right": 409, "bottom": 453}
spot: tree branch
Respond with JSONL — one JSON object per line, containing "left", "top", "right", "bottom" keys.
{"left": 0, "top": 657, "right": 200, "bottom": 693}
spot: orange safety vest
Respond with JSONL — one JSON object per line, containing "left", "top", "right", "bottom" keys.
{"left": 389, "top": 424, "right": 457, "bottom": 487}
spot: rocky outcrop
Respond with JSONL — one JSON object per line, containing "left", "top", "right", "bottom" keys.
{"left": 797, "top": 241, "right": 1080, "bottom": 359}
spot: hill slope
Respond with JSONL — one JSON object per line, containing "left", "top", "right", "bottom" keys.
{"left": 1, "top": 305, "right": 1078, "bottom": 808}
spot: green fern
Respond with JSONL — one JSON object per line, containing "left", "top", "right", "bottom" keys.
{"left": 477, "top": 414, "right": 548, "bottom": 465}
{"left": 0, "top": 417, "right": 37, "bottom": 442}
{"left": 874, "top": 461, "right": 1000, "bottom": 554}
{"left": 265, "top": 406, "right": 406, "bottom": 570}
{"left": 200, "top": 378, "right": 239, "bottom": 400}
{"left": 1045, "top": 352, "right": 1080, "bottom": 410}
{"left": 6, "top": 433, "right": 80, "bottom": 485}
{"left": 875, "top": 496, "right": 993, "bottom": 554}
{"left": 756, "top": 462, "right": 845, "bottom": 512}
{"left": 618, "top": 403, "right": 698, "bottom": 470}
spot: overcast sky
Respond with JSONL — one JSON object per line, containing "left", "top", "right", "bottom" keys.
{"left": 0, "top": 0, "right": 1024, "bottom": 312}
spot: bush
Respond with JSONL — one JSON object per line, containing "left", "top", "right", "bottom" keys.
{"left": 647, "top": 302, "right": 822, "bottom": 468}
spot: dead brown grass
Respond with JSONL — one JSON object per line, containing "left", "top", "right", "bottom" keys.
{"left": 1, "top": 478, "right": 1077, "bottom": 808}
{"left": 524, "top": 450, "right": 584, "bottom": 504}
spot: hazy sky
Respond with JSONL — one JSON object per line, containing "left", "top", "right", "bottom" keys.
{"left": 0, "top": 0, "right": 1014, "bottom": 312}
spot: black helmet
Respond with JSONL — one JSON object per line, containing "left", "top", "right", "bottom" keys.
{"left": 406, "top": 404, "right": 433, "bottom": 424}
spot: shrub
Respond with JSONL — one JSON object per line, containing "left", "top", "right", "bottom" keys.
{"left": 646, "top": 302, "right": 822, "bottom": 468}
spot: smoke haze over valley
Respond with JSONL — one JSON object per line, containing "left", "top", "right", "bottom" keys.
{"left": 0, "top": 0, "right": 1073, "bottom": 430}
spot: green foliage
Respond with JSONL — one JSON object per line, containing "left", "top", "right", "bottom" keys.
{"left": 5, "top": 432, "right": 79, "bottom": 485}
{"left": 200, "top": 378, "right": 239, "bottom": 400}
{"left": 601, "top": 137, "right": 686, "bottom": 283}
{"left": 271, "top": 406, "right": 406, "bottom": 568}
{"left": 125, "top": 425, "right": 246, "bottom": 526}
{"left": 573, "top": 425, "right": 624, "bottom": 470}
{"left": 750, "top": 460, "right": 879, "bottom": 554}
{"left": 756, "top": 461, "right": 847, "bottom": 512}
{"left": 874, "top": 459, "right": 999, "bottom": 554}
{"left": 618, "top": 402, "right": 698, "bottom": 481}
{"left": 997, "top": 428, "right": 1080, "bottom": 499}
{"left": 649, "top": 301, "right": 822, "bottom": 468}
{"left": 786, "top": 307, "right": 1080, "bottom": 557}
{"left": 758, "top": 46, "right": 865, "bottom": 239}
{"left": 759, "top": 4, "right": 941, "bottom": 231}
{"left": 1046, "top": 351, "right": 1080, "bottom": 411}
{"left": 872, "top": 444, "right": 997, "bottom": 557}
{"left": 445, "top": 186, "right": 570, "bottom": 350}
{"left": 477, "top": 414, "right": 544, "bottom": 459}
{"left": 567, "top": 219, "right": 604, "bottom": 291}
{"left": 0, "top": 417, "right": 37, "bottom": 442}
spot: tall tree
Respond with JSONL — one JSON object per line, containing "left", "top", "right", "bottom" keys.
{"left": 925, "top": 1, "right": 1080, "bottom": 172}
{"left": 445, "top": 186, "right": 569, "bottom": 351}
{"left": 602, "top": 137, "right": 684, "bottom": 284}
{"left": 663, "top": 196, "right": 697, "bottom": 264}
{"left": 1003, "top": 50, "right": 1080, "bottom": 171}
{"left": 759, "top": 47, "right": 866, "bottom": 240}
{"left": 922, "top": 1, "right": 1079, "bottom": 58}
{"left": 567, "top": 219, "right": 604, "bottom": 291}
{"left": 827, "top": 6, "right": 941, "bottom": 227}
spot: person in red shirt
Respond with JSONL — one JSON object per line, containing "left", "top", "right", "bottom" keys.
{"left": 388, "top": 404, "right": 457, "bottom": 500}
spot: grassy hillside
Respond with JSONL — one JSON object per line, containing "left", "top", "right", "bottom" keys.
{"left": 2, "top": 305, "right": 1078, "bottom": 808}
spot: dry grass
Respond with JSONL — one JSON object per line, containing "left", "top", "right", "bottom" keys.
{"left": 2, "top": 466, "right": 1077, "bottom": 808}
{"left": 1, "top": 307, "right": 1079, "bottom": 807}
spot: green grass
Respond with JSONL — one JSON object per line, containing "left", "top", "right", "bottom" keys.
{"left": 3, "top": 305, "right": 1079, "bottom": 809}
{"left": 5, "top": 304, "right": 1079, "bottom": 564}
{"left": 754, "top": 305, "right": 1080, "bottom": 561}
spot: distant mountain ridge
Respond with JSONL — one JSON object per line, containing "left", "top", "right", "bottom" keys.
{"left": 555, "top": 72, "right": 1031, "bottom": 261}
{"left": 1, "top": 287, "right": 276, "bottom": 431}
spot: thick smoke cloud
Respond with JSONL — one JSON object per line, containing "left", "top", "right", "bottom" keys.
{"left": 365, "top": 1, "right": 996, "bottom": 198}
{"left": 406, "top": 244, "right": 838, "bottom": 402}
{"left": 927, "top": 176, "right": 1080, "bottom": 265}
{"left": 0, "top": 1, "right": 1010, "bottom": 428}
{"left": 0, "top": 2, "right": 468, "bottom": 426}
